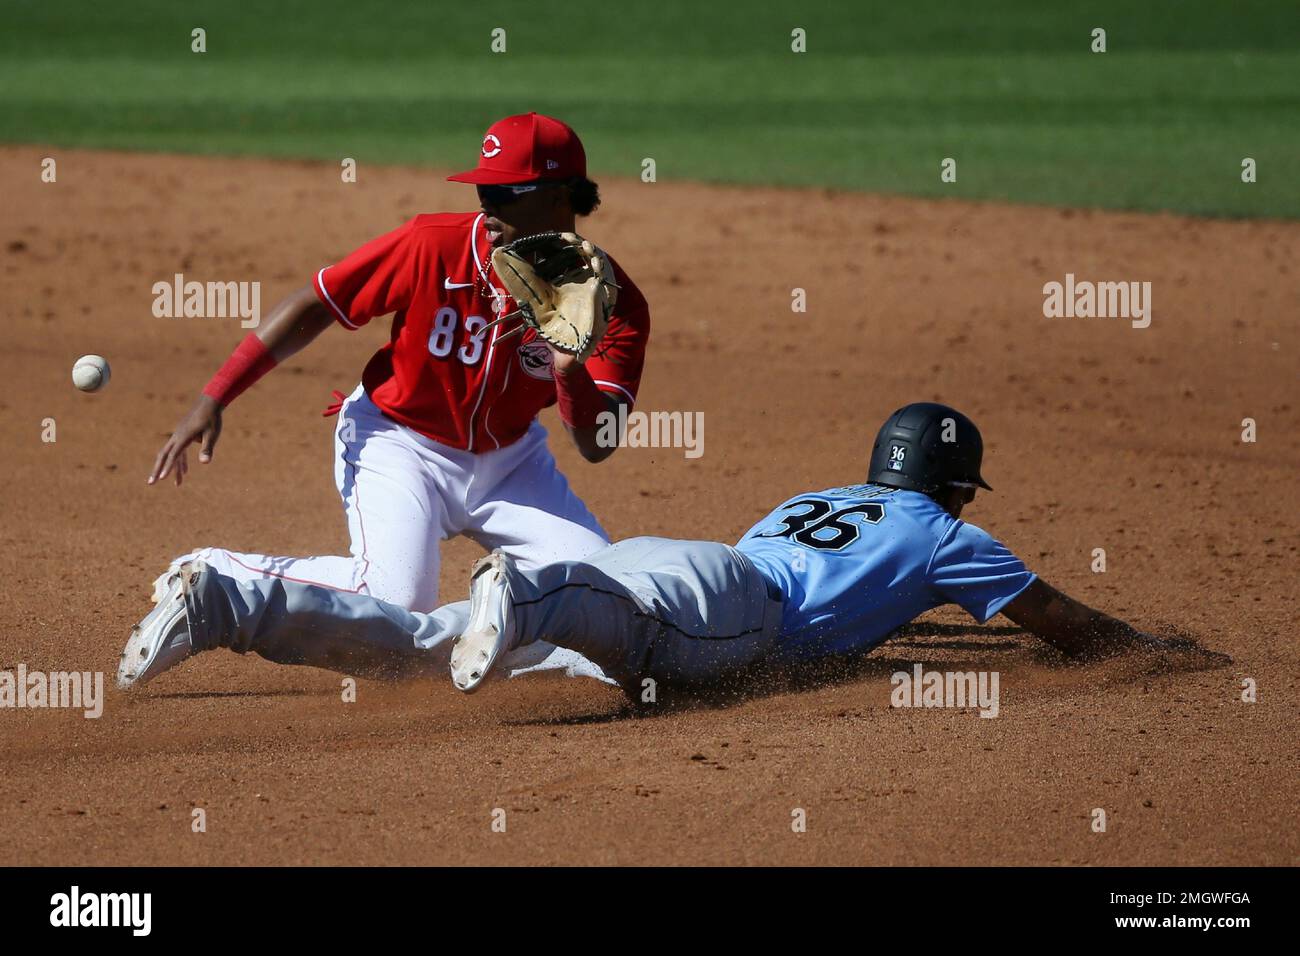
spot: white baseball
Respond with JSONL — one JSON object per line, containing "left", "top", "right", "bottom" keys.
{"left": 72, "top": 354, "right": 111, "bottom": 392}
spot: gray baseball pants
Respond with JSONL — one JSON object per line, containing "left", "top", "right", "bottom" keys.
{"left": 186, "top": 537, "right": 785, "bottom": 689}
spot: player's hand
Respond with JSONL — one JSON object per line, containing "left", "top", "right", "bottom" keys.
{"left": 147, "top": 395, "right": 223, "bottom": 487}
{"left": 548, "top": 346, "right": 583, "bottom": 377}
{"left": 1128, "top": 629, "right": 1232, "bottom": 670}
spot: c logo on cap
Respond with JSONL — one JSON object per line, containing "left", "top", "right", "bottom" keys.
{"left": 481, "top": 134, "right": 502, "bottom": 159}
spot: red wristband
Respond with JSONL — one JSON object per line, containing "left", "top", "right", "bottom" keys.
{"left": 202, "top": 334, "right": 278, "bottom": 407}
{"left": 555, "top": 367, "right": 609, "bottom": 430}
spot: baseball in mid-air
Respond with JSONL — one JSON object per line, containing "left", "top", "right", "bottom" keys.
{"left": 72, "top": 354, "right": 111, "bottom": 392}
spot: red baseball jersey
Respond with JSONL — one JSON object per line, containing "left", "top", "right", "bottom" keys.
{"left": 312, "top": 212, "right": 650, "bottom": 452}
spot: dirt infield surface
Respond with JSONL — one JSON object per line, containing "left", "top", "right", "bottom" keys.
{"left": 0, "top": 146, "right": 1295, "bottom": 866}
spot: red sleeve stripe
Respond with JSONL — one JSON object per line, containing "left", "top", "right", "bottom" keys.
{"left": 314, "top": 267, "right": 359, "bottom": 330}
{"left": 593, "top": 380, "right": 636, "bottom": 405}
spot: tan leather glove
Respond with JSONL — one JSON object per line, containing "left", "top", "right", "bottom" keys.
{"left": 490, "top": 231, "right": 619, "bottom": 363}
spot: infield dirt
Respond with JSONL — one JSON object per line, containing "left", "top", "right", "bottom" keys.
{"left": 0, "top": 146, "right": 1295, "bottom": 865}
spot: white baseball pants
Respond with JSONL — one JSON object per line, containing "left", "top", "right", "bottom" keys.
{"left": 170, "top": 384, "right": 611, "bottom": 679}
{"left": 173, "top": 384, "right": 609, "bottom": 611}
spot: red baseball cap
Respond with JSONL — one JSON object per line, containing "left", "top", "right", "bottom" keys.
{"left": 447, "top": 112, "right": 587, "bottom": 185}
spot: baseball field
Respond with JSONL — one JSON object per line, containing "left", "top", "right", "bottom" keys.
{"left": 1, "top": 1, "right": 1297, "bottom": 867}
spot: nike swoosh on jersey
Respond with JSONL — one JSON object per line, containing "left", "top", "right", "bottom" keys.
{"left": 444, "top": 278, "right": 473, "bottom": 289}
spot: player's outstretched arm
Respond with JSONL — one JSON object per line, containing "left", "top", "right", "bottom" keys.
{"left": 253, "top": 284, "right": 338, "bottom": 364}
{"left": 147, "top": 285, "right": 335, "bottom": 486}
{"left": 551, "top": 351, "right": 624, "bottom": 463}
{"left": 1001, "top": 578, "right": 1226, "bottom": 664}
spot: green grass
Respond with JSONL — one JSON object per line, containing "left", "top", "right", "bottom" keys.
{"left": 2, "top": 0, "right": 1298, "bottom": 217}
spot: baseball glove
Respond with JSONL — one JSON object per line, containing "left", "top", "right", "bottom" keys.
{"left": 490, "top": 231, "right": 619, "bottom": 363}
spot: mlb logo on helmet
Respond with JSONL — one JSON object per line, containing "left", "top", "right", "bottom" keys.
{"left": 889, "top": 444, "right": 906, "bottom": 470}
{"left": 447, "top": 112, "right": 586, "bottom": 185}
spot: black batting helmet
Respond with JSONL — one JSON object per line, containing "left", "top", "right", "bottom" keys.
{"left": 867, "top": 402, "right": 993, "bottom": 493}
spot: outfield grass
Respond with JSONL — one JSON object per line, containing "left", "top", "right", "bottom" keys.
{"left": 2, "top": 0, "right": 1297, "bottom": 217}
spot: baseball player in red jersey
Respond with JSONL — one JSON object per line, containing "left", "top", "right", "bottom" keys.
{"left": 134, "top": 114, "right": 648, "bottom": 665}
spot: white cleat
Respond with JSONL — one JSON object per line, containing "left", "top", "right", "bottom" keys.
{"left": 149, "top": 566, "right": 177, "bottom": 605}
{"left": 450, "top": 551, "right": 517, "bottom": 693}
{"left": 117, "top": 561, "right": 205, "bottom": 690}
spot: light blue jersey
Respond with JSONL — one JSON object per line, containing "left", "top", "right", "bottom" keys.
{"left": 735, "top": 484, "right": 1036, "bottom": 662}
{"left": 179, "top": 483, "right": 1036, "bottom": 691}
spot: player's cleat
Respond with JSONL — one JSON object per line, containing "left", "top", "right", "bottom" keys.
{"left": 117, "top": 561, "right": 206, "bottom": 690}
{"left": 450, "top": 551, "right": 517, "bottom": 693}
{"left": 149, "top": 565, "right": 177, "bottom": 605}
